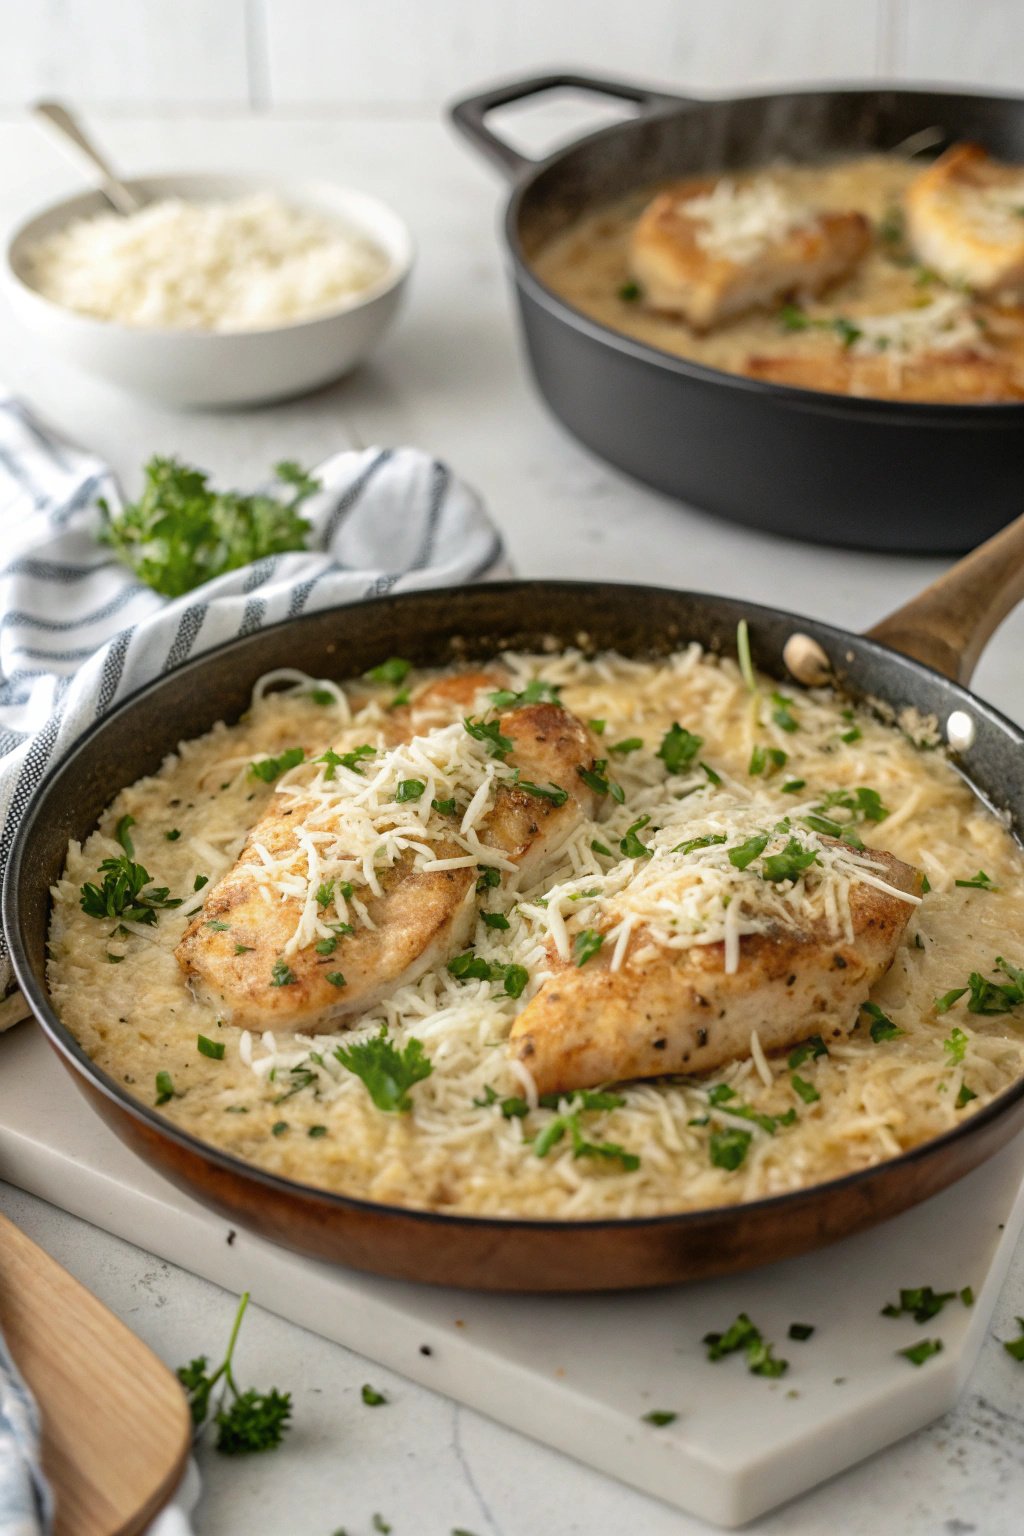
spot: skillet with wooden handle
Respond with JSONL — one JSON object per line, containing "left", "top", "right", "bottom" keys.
{"left": 5, "top": 518, "right": 1024, "bottom": 1292}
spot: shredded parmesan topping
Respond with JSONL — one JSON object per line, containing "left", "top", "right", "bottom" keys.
{"left": 850, "top": 290, "right": 985, "bottom": 359}
{"left": 683, "top": 178, "right": 814, "bottom": 263}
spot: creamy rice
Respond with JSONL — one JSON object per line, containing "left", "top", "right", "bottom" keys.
{"left": 24, "top": 193, "right": 390, "bottom": 331}
{"left": 47, "top": 647, "right": 1024, "bottom": 1219}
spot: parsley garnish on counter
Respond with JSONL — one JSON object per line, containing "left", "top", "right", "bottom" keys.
{"left": 642, "top": 1409, "right": 678, "bottom": 1426}
{"left": 177, "top": 1291, "right": 292, "bottom": 1454}
{"left": 335, "top": 1028, "right": 433, "bottom": 1113}
{"left": 361, "top": 1384, "right": 388, "bottom": 1406}
{"left": 1003, "top": 1318, "right": 1024, "bottom": 1362}
{"left": 80, "top": 855, "right": 183, "bottom": 925}
{"left": 704, "top": 1313, "right": 788, "bottom": 1377}
{"left": 100, "top": 456, "right": 318, "bottom": 598}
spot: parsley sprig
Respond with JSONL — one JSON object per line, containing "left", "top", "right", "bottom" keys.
{"left": 101, "top": 457, "right": 318, "bottom": 598}
{"left": 80, "top": 855, "right": 183, "bottom": 925}
{"left": 177, "top": 1292, "right": 292, "bottom": 1454}
{"left": 335, "top": 1028, "right": 433, "bottom": 1113}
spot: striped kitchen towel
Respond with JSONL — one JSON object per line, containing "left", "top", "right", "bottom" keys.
{"left": 0, "top": 398, "right": 507, "bottom": 1004}
{"left": 0, "top": 1333, "right": 52, "bottom": 1536}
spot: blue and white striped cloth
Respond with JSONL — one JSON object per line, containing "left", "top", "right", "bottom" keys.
{"left": 0, "top": 1335, "right": 52, "bottom": 1536}
{"left": 0, "top": 398, "right": 506, "bottom": 1002}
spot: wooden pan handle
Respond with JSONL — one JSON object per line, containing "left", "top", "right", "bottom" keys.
{"left": 864, "top": 510, "right": 1024, "bottom": 685}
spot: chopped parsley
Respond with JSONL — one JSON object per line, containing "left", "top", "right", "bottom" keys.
{"left": 956, "top": 1083, "right": 977, "bottom": 1108}
{"left": 590, "top": 839, "right": 613, "bottom": 857}
{"left": 206, "top": 919, "right": 231, "bottom": 931}
{"left": 177, "top": 1291, "right": 292, "bottom": 1453}
{"left": 704, "top": 1313, "right": 788, "bottom": 1377}
{"left": 674, "top": 833, "right": 727, "bottom": 856}
{"left": 335, "top": 1028, "right": 433, "bottom": 1113}
{"left": 307, "top": 1125, "right": 327, "bottom": 1138}
{"left": 577, "top": 758, "right": 624, "bottom": 802}
{"left": 234, "top": 943, "right": 254, "bottom": 955}
{"left": 955, "top": 870, "right": 997, "bottom": 890}
{"left": 481, "top": 910, "right": 510, "bottom": 931}
{"left": 943, "top": 1027, "right": 969, "bottom": 1065}
{"left": 533, "top": 1091, "right": 638, "bottom": 1170}
{"left": 447, "top": 951, "right": 528, "bottom": 999}
{"left": 589, "top": 718, "right": 606, "bottom": 734}
{"left": 394, "top": 778, "right": 426, "bottom": 802}
{"left": 165, "top": 827, "right": 181, "bottom": 842}
{"left": 610, "top": 736, "right": 643, "bottom": 755}
{"left": 709, "top": 1127, "right": 752, "bottom": 1171}
{"left": 841, "top": 726, "right": 862, "bottom": 744}
{"left": 791, "top": 1073, "right": 820, "bottom": 1104}
{"left": 881, "top": 1285, "right": 961, "bottom": 1324}
{"left": 476, "top": 865, "right": 501, "bottom": 892}
{"left": 270, "top": 959, "right": 297, "bottom": 987}
{"left": 788, "top": 1035, "right": 828, "bottom": 1068}
{"left": 326, "top": 972, "right": 346, "bottom": 988}
{"left": 770, "top": 691, "right": 799, "bottom": 733}
{"left": 862, "top": 1001, "right": 903, "bottom": 1042}
{"left": 898, "top": 1338, "right": 943, "bottom": 1367}
{"left": 101, "top": 457, "right": 317, "bottom": 598}
{"left": 315, "top": 744, "right": 375, "bottom": 780}
{"left": 271, "top": 1121, "right": 288, "bottom": 1136}
{"left": 194, "top": 874, "right": 208, "bottom": 892}
{"left": 198, "top": 1034, "right": 225, "bottom": 1060}
{"left": 463, "top": 715, "right": 514, "bottom": 760}
{"left": 1003, "top": 1318, "right": 1024, "bottom": 1362}
{"left": 618, "top": 280, "right": 642, "bottom": 301}
{"left": 361, "top": 1384, "right": 388, "bottom": 1407}
{"left": 155, "top": 1070, "right": 178, "bottom": 1106}
{"left": 935, "top": 987, "right": 968, "bottom": 1014}
{"left": 249, "top": 747, "right": 304, "bottom": 783}
{"left": 365, "top": 657, "right": 412, "bottom": 687}
{"left": 574, "top": 929, "right": 604, "bottom": 967}
{"left": 80, "top": 855, "right": 183, "bottom": 926}
{"left": 657, "top": 723, "right": 703, "bottom": 773}
{"left": 761, "top": 837, "right": 818, "bottom": 883}
{"left": 431, "top": 797, "right": 457, "bottom": 815}
{"left": 516, "top": 778, "right": 569, "bottom": 806}
{"left": 749, "top": 745, "right": 788, "bottom": 777}
{"left": 788, "top": 1323, "right": 815, "bottom": 1341}
{"left": 642, "top": 1410, "right": 678, "bottom": 1426}
{"left": 778, "top": 305, "right": 862, "bottom": 348}
{"left": 488, "top": 678, "right": 562, "bottom": 709}
{"left": 781, "top": 778, "right": 806, "bottom": 793}
{"left": 936, "top": 957, "right": 1024, "bottom": 1017}
{"left": 620, "top": 816, "right": 652, "bottom": 859}
{"left": 728, "top": 832, "right": 769, "bottom": 871}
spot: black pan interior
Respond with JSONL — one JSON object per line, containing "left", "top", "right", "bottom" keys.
{"left": 515, "top": 86, "right": 1024, "bottom": 260}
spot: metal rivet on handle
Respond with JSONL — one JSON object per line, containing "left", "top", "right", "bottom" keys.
{"left": 783, "top": 633, "right": 831, "bottom": 687}
{"left": 946, "top": 710, "right": 976, "bottom": 752}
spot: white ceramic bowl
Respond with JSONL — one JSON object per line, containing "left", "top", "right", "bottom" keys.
{"left": 3, "top": 172, "right": 414, "bottom": 408}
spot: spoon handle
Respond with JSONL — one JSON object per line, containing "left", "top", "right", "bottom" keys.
{"left": 31, "top": 100, "right": 144, "bottom": 216}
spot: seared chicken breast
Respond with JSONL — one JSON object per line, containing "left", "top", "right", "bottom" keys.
{"left": 176, "top": 699, "right": 599, "bottom": 1031}
{"left": 629, "top": 175, "right": 870, "bottom": 329}
{"left": 744, "top": 337, "right": 1024, "bottom": 402}
{"left": 509, "top": 844, "right": 921, "bottom": 1096}
{"left": 905, "top": 143, "right": 1024, "bottom": 296}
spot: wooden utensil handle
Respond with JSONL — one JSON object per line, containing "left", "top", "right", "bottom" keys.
{"left": 865, "top": 510, "right": 1024, "bottom": 684}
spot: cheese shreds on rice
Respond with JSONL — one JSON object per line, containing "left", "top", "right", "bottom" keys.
{"left": 47, "top": 645, "right": 1024, "bottom": 1219}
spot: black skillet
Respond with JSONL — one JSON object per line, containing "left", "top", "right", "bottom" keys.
{"left": 450, "top": 73, "right": 1024, "bottom": 553}
{"left": 5, "top": 515, "right": 1024, "bottom": 1292}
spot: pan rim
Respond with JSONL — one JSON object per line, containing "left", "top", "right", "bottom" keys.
{"left": 7, "top": 576, "right": 1024, "bottom": 1237}
{"left": 503, "top": 82, "right": 1024, "bottom": 421}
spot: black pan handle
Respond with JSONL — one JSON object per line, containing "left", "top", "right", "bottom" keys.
{"left": 449, "top": 71, "right": 695, "bottom": 180}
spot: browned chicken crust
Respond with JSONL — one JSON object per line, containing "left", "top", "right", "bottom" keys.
{"left": 509, "top": 845, "right": 921, "bottom": 1095}
{"left": 176, "top": 698, "right": 599, "bottom": 1032}
{"left": 629, "top": 177, "right": 870, "bottom": 329}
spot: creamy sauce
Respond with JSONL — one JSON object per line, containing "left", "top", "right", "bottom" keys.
{"left": 532, "top": 156, "right": 1024, "bottom": 402}
{"left": 48, "top": 649, "right": 1024, "bottom": 1219}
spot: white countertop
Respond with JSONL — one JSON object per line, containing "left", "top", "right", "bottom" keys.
{"left": 0, "top": 106, "right": 1022, "bottom": 1535}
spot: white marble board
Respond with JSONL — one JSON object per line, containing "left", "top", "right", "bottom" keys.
{"left": 1, "top": 1021, "right": 1022, "bottom": 1527}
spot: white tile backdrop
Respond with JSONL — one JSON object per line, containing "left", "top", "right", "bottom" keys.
{"left": 0, "top": 0, "right": 1018, "bottom": 112}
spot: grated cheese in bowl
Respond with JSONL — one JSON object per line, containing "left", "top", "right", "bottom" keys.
{"left": 22, "top": 192, "right": 392, "bottom": 332}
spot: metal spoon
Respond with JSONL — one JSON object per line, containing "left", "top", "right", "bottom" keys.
{"left": 31, "top": 100, "right": 144, "bottom": 216}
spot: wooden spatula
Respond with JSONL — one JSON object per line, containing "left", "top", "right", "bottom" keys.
{"left": 0, "top": 1210, "right": 191, "bottom": 1535}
